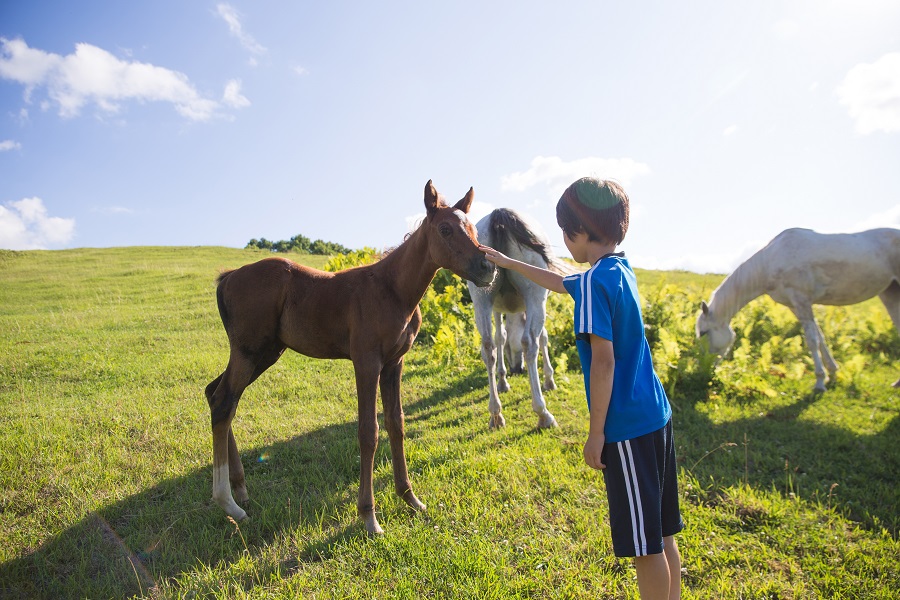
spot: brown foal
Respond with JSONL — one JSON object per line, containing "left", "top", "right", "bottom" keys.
{"left": 205, "top": 180, "right": 496, "bottom": 534}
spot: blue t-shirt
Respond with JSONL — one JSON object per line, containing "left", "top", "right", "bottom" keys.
{"left": 562, "top": 253, "right": 671, "bottom": 443}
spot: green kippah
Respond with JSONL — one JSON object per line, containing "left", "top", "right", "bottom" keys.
{"left": 573, "top": 177, "right": 621, "bottom": 210}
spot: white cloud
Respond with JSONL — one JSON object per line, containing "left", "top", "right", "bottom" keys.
{"left": 0, "top": 197, "right": 75, "bottom": 250}
{"left": 723, "top": 125, "right": 738, "bottom": 136}
{"left": 216, "top": 3, "right": 267, "bottom": 56}
{"left": 222, "top": 79, "right": 250, "bottom": 108}
{"left": 500, "top": 156, "right": 651, "bottom": 194}
{"left": 836, "top": 52, "right": 900, "bottom": 134}
{"left": 0, "top": 37, "right": 245, "bottom": 121}
{"left": 0, "top": 140, "right": 21, "bottom": 152}
{"left": 293, "top": 65, "right": 310, "bottom": 76}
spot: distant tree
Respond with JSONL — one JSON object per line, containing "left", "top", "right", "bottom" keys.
{"left": 245, "top": 234, "right": 352, "bottom": 255}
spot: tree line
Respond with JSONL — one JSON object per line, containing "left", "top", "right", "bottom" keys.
{"left": 245, "top": 233, "right": 351, "bottom": 255}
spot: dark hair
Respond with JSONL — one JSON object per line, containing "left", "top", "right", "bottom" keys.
{"left": 555, "top": 178, "right": 629, "bottom": 245}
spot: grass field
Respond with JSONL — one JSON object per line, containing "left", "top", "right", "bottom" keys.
{"left": 0, "top": 246, "right": 898, "bottom": 599}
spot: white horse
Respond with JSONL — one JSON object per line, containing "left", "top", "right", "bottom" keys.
{"left": 468, "top": 208, "right": 572, "bottom": 428}
{"left": 696, "top": 227, "right": 900, "bottom": 392}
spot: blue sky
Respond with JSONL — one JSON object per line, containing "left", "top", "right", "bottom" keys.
{"left": 1, "top": 1, "right": 898, "bottom": 273}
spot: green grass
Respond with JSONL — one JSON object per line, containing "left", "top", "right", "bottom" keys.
{"left": 0, "top": 247, "right": 898, "bottom": 599}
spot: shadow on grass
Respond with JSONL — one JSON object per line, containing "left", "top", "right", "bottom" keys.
{"left": 674, "top": 384, "right": 900, "bottom": 538}
{"left": 2, "top": 360, "right": 896, "bottom": 598}
{"left": 0, "top": 362, "right": 487, "bottom": 599}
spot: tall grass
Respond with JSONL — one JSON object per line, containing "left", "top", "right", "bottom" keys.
{"left": 0, "top": 247, "right": 897, "bottom": 598}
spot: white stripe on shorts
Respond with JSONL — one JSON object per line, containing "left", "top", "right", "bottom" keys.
{"left": 618, "top": 440, "right": 648, "bottom": 556}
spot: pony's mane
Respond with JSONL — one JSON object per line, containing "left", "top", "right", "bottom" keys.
{"left": 489, "top": 209, "right": 573, "bottom": 274}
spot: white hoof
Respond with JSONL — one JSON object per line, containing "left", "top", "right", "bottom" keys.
{"left": 489, "top": 413, "right": 506, "bottom": 429}
{"left": 215, "top": 496, "right": 248, "bottom": 521}
{"left": 536, "top": 411, "right": 558, "bottom": 429}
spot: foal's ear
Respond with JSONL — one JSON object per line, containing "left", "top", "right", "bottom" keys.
{"left": 701, "top": 301, "right": 709, "bottom": 315}
{"left": 454, "top": 187, "right": 475, "bottom": 214}
{"left": 424, "top": 179, "right": 440, "bottom": 216}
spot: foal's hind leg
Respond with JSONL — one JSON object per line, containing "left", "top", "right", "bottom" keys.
{"left": 878, "top": 281, "right": 900, "bottom": 387}
{"left": 207, "top": 345, "right": 284, "bottom": 519}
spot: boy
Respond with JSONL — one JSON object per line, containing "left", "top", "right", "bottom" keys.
{"left": 480, "top": 177, "right": 683, "bottom": 600}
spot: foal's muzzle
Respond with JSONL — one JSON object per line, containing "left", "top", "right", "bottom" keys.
{"left": 469, "top": 257, "right": 497, "bottom": 287}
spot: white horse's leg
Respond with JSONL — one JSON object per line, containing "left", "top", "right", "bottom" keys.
{"left": 522, "top": 303, "right": 557, "bottom": 429}
{"left": 539, "top": 327, "right": 556, "bottom": 391}
{"left": 506, "top": 313, "right": 525, "bottom": 375}
{"left": 792, "top": 303, "right": 828, "bottom": 392}
{"left": 816, "top": 322, "right": 839, "bottom": 380}
{"left": 877, "top": 281, "right": 900, "bottom": 387}
{"left": 474, "top": 299, "right": 505, "bottom": 429}
{"left": 495, "top": 312, "right": 511, "bottom": 394}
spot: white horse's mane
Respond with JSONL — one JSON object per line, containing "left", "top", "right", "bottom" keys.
{"left": 706, "top": 247, "right": 769, "bottom": 325}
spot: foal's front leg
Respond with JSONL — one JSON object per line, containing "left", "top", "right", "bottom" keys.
{"left": 381, "top": 358, "right": 426, "bottom": 513}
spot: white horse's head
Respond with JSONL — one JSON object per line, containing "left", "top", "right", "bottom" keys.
{"left": 696, "top": 301, "right": 736, "bottom": 355}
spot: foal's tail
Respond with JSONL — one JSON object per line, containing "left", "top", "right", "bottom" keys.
{"left": 215, "top": 269, "right": 235, "bottom": 328}
{"left": 488, "top": 208, "right": 576, "bottom": 275}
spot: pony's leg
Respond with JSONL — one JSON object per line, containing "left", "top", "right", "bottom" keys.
{"left": 522, "top": 304, "right": 557, "bottom": 429}
{"left": 353, "top": 358, "right": 383, "bottom": 534}
{"left": 506, "top": 313, "right": 525, "bottom": 375}
{"left": 495, "top": 312, "right": 511, "bottom": 393}
{"left": 539, "top": 327, "right": 556, "bottom": 392}
{"left": 791, "top": 303, "right": 828, "bottom": 392}
{"left": 380, "top": 357, "right": 426, "bottom": 513}
{"left": 476, "top": 307, "right": 505, "bottom": 428}
{"left": 877, "top": 281, "right": 900, "bottom": 387}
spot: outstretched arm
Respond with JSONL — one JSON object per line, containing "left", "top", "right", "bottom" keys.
{"left": 480, "top": 245, "right": 567, "bottom": 294}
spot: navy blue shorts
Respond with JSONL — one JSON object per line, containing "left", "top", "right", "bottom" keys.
{"left": 601, "top": 418, "right": 683, "bottom": 557}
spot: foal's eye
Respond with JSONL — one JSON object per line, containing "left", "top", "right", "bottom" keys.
{"left": 439, "top": 224, "right": 453, "bottom": 238}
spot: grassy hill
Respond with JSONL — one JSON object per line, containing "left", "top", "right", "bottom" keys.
{"left": 0, "top": 247, "right": 897, "bottom": 598}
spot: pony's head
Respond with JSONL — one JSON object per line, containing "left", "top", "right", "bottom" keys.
{"left": 696, "top": 301, "right": 735, "bottom": 355}
{"left": 423, "top": 180, "right": 496, "bottom": 287}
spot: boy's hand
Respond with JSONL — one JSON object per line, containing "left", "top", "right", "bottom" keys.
{"left": 583, "top": 431, "right": 606, "bottom": 470}
{"left": 479, "top": 245, "right": 513, "bottom": 269}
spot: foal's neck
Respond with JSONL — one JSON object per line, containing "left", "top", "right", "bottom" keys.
{"left": 376, "top": 226, "right": 439, "bottom": 313}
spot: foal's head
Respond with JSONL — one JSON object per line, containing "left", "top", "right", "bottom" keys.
{"left": 423, "top": 180, "right": 496, "bottom": 287}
